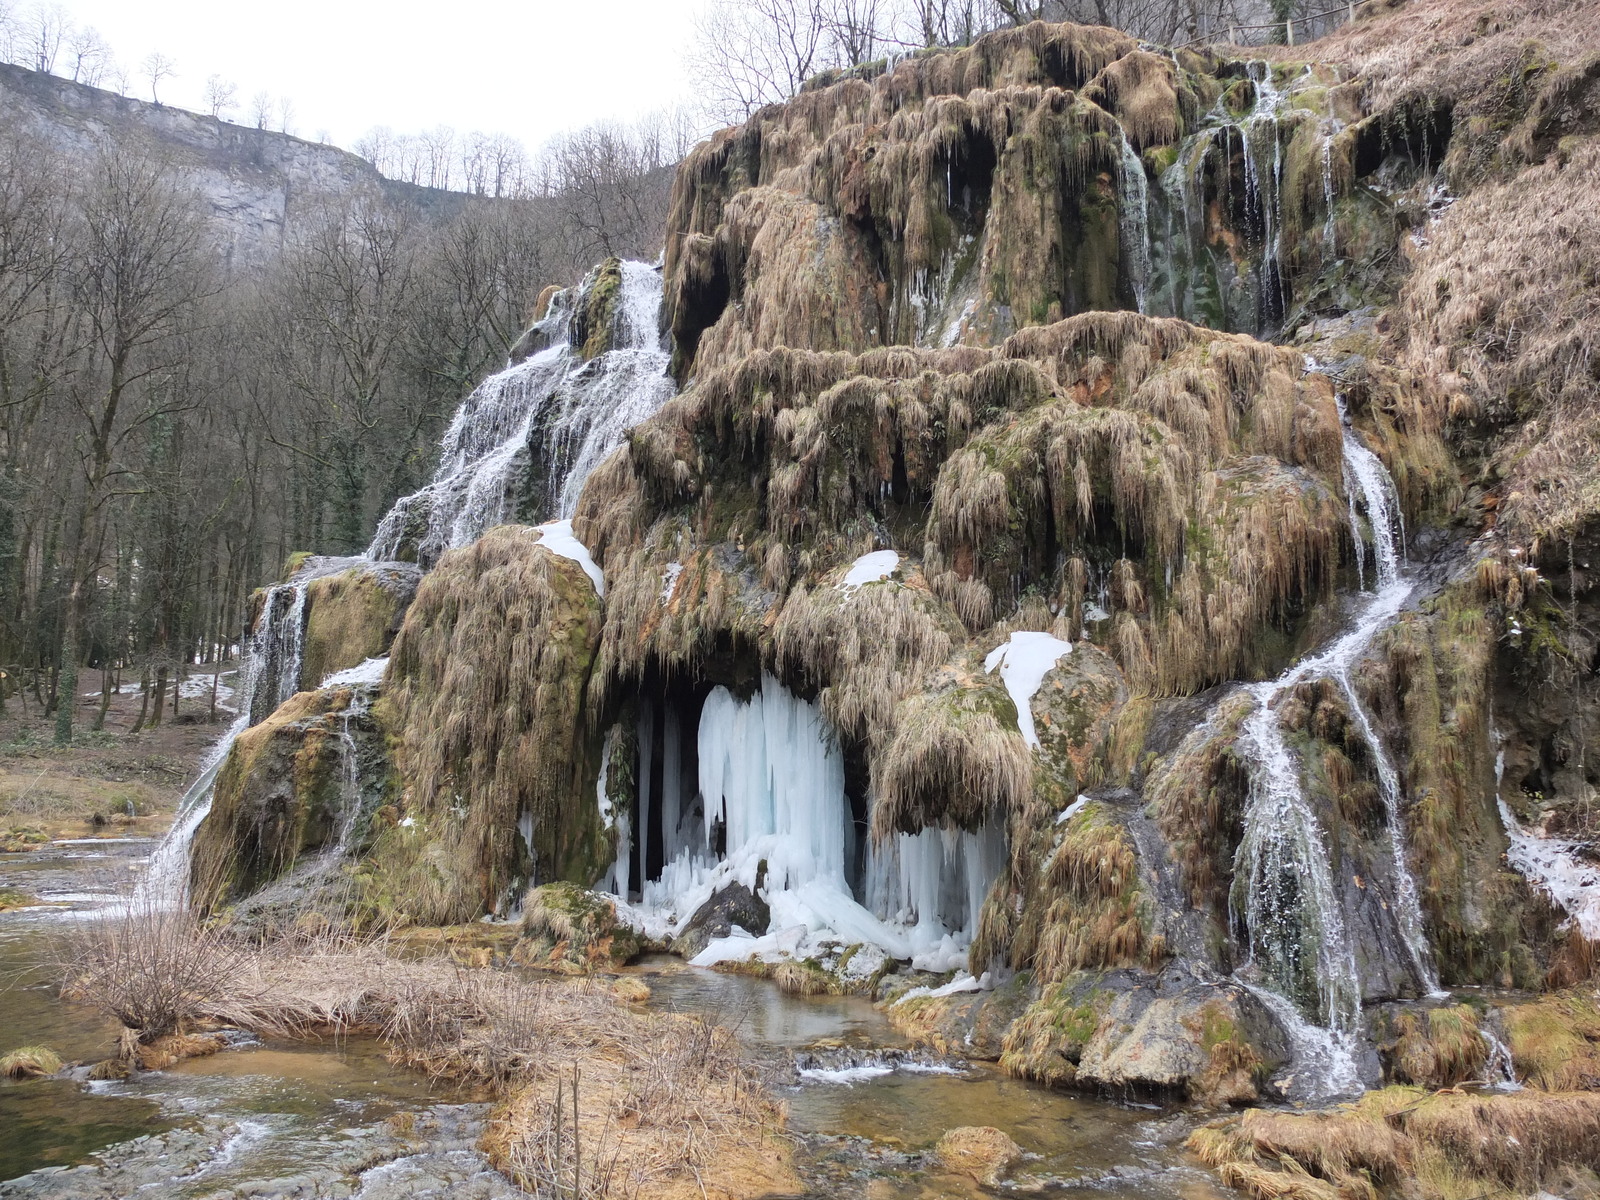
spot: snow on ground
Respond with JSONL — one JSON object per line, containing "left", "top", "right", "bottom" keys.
{"left": 839, "top": 549, "right": 899, "bottom": 590}
{"left": 535, "top": 519, "right": 605, "bottom": 596}
{"left": 322, "top": 657, "right": 389, "bottom": 688}
{"left": 983, "top": 631, "right": 1072, "bottom": 748}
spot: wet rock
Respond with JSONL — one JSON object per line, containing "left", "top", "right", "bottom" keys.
{"left": 514, "top": 881, "right": 640, "bottom": 973}
{"left": 188, "top": 684, "right": 381, "bottom": 914}
{"left": 671, "top": 881, "right": 771, "bottom": 960}
{"left": 1003, "top": 965, "right": 1290, "bottom": 1106}
{"left": 934, "top": 1125, "right": 1022, "bottom": 1185}
{"left": 882, "top": 971, "right": 1032, "bottom": 1060}
{"left": 297, "top": 561, "right": 420, "bottom": 689}
{"left": 1073, "top": 968, "right": 1291, "bottom": 1105}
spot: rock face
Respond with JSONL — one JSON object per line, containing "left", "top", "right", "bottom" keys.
{"left": 194, "top": 6, "right": 1600, "bottom": 1116}
{"left": 298, "top": 563, "right": 422, "bottom": 689}
{"left": 0, "top": 62, "right": 456, "bottom": 270}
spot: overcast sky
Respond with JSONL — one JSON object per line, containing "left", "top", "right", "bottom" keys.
{"left": 54, "top": 0, "right": 700, "bottom": 154}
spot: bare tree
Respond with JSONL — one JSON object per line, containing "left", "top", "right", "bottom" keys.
{"left": 142, "top": 51, "right": 175, "bottom": 105}
{"left": 421, "top": 125, "right": 455, "bottom": 189}
{"left": 250, "top": 90, "right": 271, "bottom": 129}
{"left": 824, "top": 0, "right": 884, "bottom": 65}
{"left": 27, "top": 2, "right": 65, "bottom": 73}
{"left": 276, "top": 95, "right": 295, "bottom": 135}
{"left": 203, "top": 74, "right": 237, "bottom": 120}
{"left": 64, "top": 23, "right": 107, "bottom": 84}
{"left": 690, "top": 0, "right": 834, "bottom": 122}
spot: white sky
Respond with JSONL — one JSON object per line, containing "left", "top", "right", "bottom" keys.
{"left": 55, "top": 0, "right": 701, "bottom": 155}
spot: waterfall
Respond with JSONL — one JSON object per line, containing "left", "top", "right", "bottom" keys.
{"left": 1228, "top": 376, "right": 1441, "bottom": 1095}
{"left": 323, "top": 656, "right": 387, "bottom": 853}
{"left": 1117, "top": 132, "right": 1152, "bottom": 314}
{"left": 1494, "top": 739, "right": 1600, "bottom": 940}
{"left": 367, "top": 260, "right": 674, "bottom": 566}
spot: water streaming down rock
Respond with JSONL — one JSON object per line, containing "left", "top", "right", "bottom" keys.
{"left": 1116, "top": 132, "right": 1151, "bottom": 314}
{"left": 135, "top": 572, "right": 323, "bottom": 909}
{"left": 1145, "top": 61, "right": 1342, "bottom": 336}
{"left": 1228, "top": 381, "right": 1441, "bottom": 1096}
{"left": 367, "top": 260, "right": 674, "bottom": 566}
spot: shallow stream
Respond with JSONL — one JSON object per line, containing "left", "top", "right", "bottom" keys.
{"left": 1, "top": 839, "right": 1227, "bottom": 1199}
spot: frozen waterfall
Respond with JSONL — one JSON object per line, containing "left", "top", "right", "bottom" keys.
{"left": 616, "top": 674, "right": 1003, "bottom": 973}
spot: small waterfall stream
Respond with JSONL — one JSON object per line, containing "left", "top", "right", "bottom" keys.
{"left": 367, "top": 260, "right": 674, "bottom": 567}
{"left": 1229, "top": 376, "right": 1440, "bottom": 1097}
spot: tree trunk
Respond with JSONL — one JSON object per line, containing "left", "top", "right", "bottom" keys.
{"left": 130, "top": 668, "right": 150, "bottom": 734}
{"left": 148, "top": 665, "right": 167, "bottom": 729}
{"left": 93, "top": 662, "right": 112, "bottom": 731}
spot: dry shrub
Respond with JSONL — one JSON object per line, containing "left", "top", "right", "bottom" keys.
{"left": 57, "top": 906, "right": 252, "bottom": 1053}
{"left": 59, "top": 918, "right": 792, "bottom": 1200}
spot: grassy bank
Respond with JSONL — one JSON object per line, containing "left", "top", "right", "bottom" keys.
{"left": 54, "top": 911, "right": 797, "bottom": 1200}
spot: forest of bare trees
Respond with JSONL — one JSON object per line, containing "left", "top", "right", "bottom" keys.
{"left": 0, "top": 119, "right": 672, "bottom": 742}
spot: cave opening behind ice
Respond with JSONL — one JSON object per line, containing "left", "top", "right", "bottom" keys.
{"left": 604, "top": 667, "right": 1004, "bottom": 974}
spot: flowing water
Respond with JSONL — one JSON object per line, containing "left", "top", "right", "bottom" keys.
{"left": 1227, "top": 378, "right": 1440, "bottom": 1098}
{"left": 366, "top": 259, "right": 674, "bottom": 567}
{"left": 2, "top": 838, "right": 1229, "bottom": 1198}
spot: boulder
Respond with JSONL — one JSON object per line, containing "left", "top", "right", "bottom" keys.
{"left": 934, "top": 1125, "right": 1023, "bottom": 1186}
{"left": 671, "top": 880, "right": 771, "bottom": 960}
{"left": 514, "top": 882, "right": 640, "bottom": 974}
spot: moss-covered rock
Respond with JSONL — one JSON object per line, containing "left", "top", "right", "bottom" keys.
{"left": 377, "top": 526, "right": 609, "bottom": 923}
{"left": 1000, "top": 965, "right": 1289, "bottom": 1106}
{"left": 298, "top": 563, "right": 420, "bottom": 690}
{"left": 189, "top": 684, "right": 377, "bottom": 911}
{"left": 514, "top": 881, "right": 640, "bottom": 973}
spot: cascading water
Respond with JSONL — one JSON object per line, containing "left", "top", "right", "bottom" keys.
{"left": 367, "top": 260, "right": 674, "bottom": 566}
{"left": 1116, "top": 132, "right": 1152, "bottom": 314}
{"left": 1228, "top": 374, "right": 1440, "bottom": 1097}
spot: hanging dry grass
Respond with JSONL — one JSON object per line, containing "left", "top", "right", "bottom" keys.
{"left": 1400, "top": 135, "right": 1600, "bottom": 545}
{"left": 382, "top": 526, "right": 609, "bottom": 921}
{"left": 872, "top": 675, "right": 1033, "bottom": 838}
{"left": 1021, "top": 801, "right": 1149, "bottom": 981}
{"left": 1191, "top": 1085, "right": 1600, "bottom": 1200}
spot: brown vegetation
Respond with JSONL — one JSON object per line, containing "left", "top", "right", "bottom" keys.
{"left": 57, "top": 910, "right": 793, "bottom": 1199}
{"left": 1191, "top": 1085, "right": 1600, "bottom": 1200}
{"left": 380, "top": 526, "right": 610, "bottom": 922}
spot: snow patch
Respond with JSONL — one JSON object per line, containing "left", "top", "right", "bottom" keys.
{"left": 322, "top": 657, "right": 389, "bottom": 688}
{"left": 1057, "top": 794, "right": 1090, "bottom": 824}
{"left": 660, "top": 561, "right": 683, "bottom": 605}
{"left": 839, "top": 549, "right": 899, "bottom": 590}
{"left": 535, "top": 520, "right": 605, "bottom": 596}
{"left": 1499, "top": 798, "right": 1600, "bottom": 939}
{"left": 983, "top": 631, "right": 1072, "bottom": 748}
